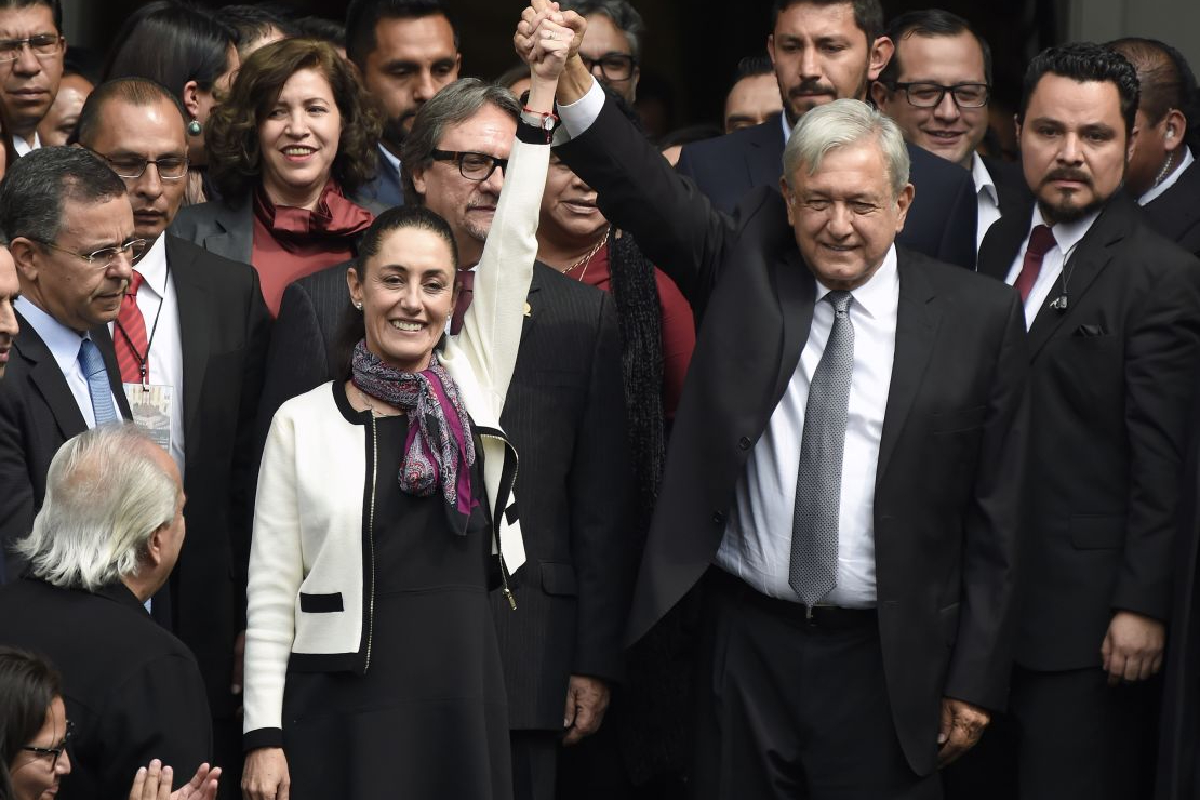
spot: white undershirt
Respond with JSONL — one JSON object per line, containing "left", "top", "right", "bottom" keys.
{"left": 1004, "top": 206, "right": 1099, "bottom": 329}
{"left": 715, "top": 248, "right": 899, "bottom": 607}
{"left": 14, "top": 296, "right": 118, "bottom": 427}
{"left": 108, "top": 235, "right": 186, "bottom": 477}
{"left": 12, "top": 132, "right": 39, "bottom": 157}
{"left": 972, "top": 155, "right": 1003, "bottom": 252}
{"left": 1138, "top": 146, "right": 1195, "bottom": 206}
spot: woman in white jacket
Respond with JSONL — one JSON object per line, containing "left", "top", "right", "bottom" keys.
{"left": 240, "top": 16, "right": 575, "bottom": 800}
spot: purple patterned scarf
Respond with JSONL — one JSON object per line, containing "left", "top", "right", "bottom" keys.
{"left": 351, "top": 341, "right": 477, "bottom": 534}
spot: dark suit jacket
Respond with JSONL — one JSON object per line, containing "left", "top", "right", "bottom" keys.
{"left": 982, "top": 156, "right": 1031, "bottom": 220}
{"left": 258, "top": 260, "right": 638, "bottom": 732}
{"left": 163, "top": 235, "right": 270, "bottom": 718}
{"left": 1141, "top": 153, "right": 1200, "bottom": 258}
{"left": 675, "top": 113, "right": 979, "bottom": 269}
{"left": 357, "top": 153, "right": 405, "bottom": 209}
{"left": 0, "top": 578, "right": 211, "bottom": 799}
{"left": 559, "top": 97, "right": 1029, "bottom": 777}
{"left": 0, "top": 320, "right": 131, "bottom": 577}
{"left": 978, "top": 192, "right": 1200, "bottom": 671}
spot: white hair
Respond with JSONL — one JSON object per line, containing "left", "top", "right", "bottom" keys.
{"left": 782, "top": 98, "right": 911, "bottom": 199}
{"left": 15, "top": 424, "right": 177, "bottom": 591}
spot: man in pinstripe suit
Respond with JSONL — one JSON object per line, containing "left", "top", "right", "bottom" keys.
{"left": 258, "top": 78, "right": 638, "bottom": 800}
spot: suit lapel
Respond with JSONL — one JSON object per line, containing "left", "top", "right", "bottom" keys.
{"left": 91, "top": 326, "right": 133, "bottom": 419}
{"left": 1025, "top": 197, "right": 1129, "bottom": 359}
{"left": 165, "top": 236, "right": 210, "bottom": 443}
{"left": 877, "top": 258, "right": 941, "bottom": 480}
{"left": 746, "top": 117, "right": 786, "bottom": 192}
{"left": 769, "top": 247, "right": 815, "bottom": 403}
{"left": 204, "top": 198, "right": 253, "bottom": 264}
{"left": 16, "top": 315, "right": 88, "bottom": 438}
{"left": 977, "top": 200, "right": 1033, "bottom": 281}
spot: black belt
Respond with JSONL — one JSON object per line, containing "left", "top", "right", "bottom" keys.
{"left": 707, "top": 567, "right": 877, "bottom": 632}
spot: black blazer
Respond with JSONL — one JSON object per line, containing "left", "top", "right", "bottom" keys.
{"left": 558, "top": 97, "right": 1029, "bottom": 777}
{"left": 978, "top": 192, "right": 1200, "bottom": 671}
{"left": 1140, "top": 154, "right": 1200, "bottom": 258}
{"left": 258, "top": 260, "right": 638, "bottom": 732}
{"left": 982, "top": 155, "right": 1032, "bottom": 219}
{"left": 0, "top": 319, "right": 131, "bottom": 577}
{"left": 163, "top": 235, "right": 270, "bottom": 718}
{"left": 0, "top": 578, "right": 211, "bottom": 799}
{"left": 675, "top": 113, "right": 979, "bottom": 269}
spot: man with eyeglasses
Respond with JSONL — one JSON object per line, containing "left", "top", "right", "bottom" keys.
{"left": 0, "top": 146, "right": 137, "bottom": 577}
{"left": 73, "top": 77, "right": 270, "bottom": 797}
{"left": 258, "top": 77, "right": 634, "bottom": 800}
{"left": 0, "top": 0, "right": 66, "bottom": 155}
{"left": 872, "top": 10, "right": 1027, "bottom": 252}
{"left": 675, "top": 0, "right": 979, "bottom": 270}
{"left": 560, "top": 0, "right": 641, "bottom": 105}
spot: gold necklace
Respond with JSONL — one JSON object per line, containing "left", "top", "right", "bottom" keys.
{"left": 562, "top": 227, "right": 610, "bottom": 283}
{"left": 358, "top": 386, "right": 402, "bottom": 418}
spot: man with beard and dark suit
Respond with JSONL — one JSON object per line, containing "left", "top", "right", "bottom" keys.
{"left": 0, "top": 147, "right": 134, "bottom": 573}
{"left": 1107, "top": 37, "right": 1200, "bottom": 258}
{"left": 675, "top": 0, "right": 979, "bottom": 269}
{"left": 257, "top": 78, "right": 636, "bottom": 800}
{"left": 74, "top": 78, "right": 270, "bottom": 797}
{"left": 956, "top": 44, "right": 1200, "bottom": 800}
{"left": 528, "top": 6, "right": 1029, "bottom": 792}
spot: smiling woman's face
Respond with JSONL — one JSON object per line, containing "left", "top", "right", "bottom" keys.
{"left": 10, "top": 696, "right": 71, "bottom": 800}
{"left": 348, "top": 225, "right": 457, "bottom": 373}
{"left": 540, "top": 153, "right": 608, "bottom": 242}
{"left": 258, "top": 67, "right": 342, "bottom": 206}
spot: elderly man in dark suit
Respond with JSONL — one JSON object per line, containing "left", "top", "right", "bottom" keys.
{"left": 0, "top": 147, "right": 135, "bottom": 574}
{"left": 256, "top": 77, "right": 637, "bottom": 800}
{"left": 955, "top": 44, "right": 1200, "bottom": 800}
{"left": 675, "top": 0, "right": 979, "bottom": 270}
{"left": 0, "top": 424, "right": 213, "bottom": 798}
{"left": 522, "top": 7, "right": 1029, "bottom": 795}
{"left": 71, "top": 78, "right": 270, "bottom": 797}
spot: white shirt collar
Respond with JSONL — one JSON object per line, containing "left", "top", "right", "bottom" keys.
{"left": 781, "top": 111, "right": 794, "bottom": 145}
{"left": 971, "top": 154, "right": 999, "bottom": 206}
{"left": 1138, "top": 146, "right": 1195, "bottom": 206}
{"left": 12, "top": 132, "right": 39, "bottom": 157}
{"left": 1030, "top": 204, "right": 1099, "bottom": 257}
{"left": 814, "top": 244, "right": 899, "bottom": 319}
{"left": 137, "top": 236, "right": 170, "bottom": 297}
{"left": 14, "top": 295, "right": 88, "bottom": 375}
{"left": 378, "top": 144, "right": 402, "bottom": 176}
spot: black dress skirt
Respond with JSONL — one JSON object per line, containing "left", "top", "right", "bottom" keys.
{"left": 281, "top": 392, "right": 513, "bottom": 799}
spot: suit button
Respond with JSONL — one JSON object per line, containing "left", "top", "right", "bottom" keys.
{"left": 737, "top": 437, "right": 751, "bottom": 451}
{"left": 712, "top": 511, "right": 725, "bottom": 524}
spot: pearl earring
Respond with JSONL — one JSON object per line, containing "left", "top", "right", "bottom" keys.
{"left": 354, "top": 302, "right": 363, "bottom": 311}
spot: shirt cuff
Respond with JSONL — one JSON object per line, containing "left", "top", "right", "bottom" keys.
{"left": 557, "top": 78, "right": 605, "bottom": 139}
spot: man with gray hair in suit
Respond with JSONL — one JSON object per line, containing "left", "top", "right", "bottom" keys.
{"left": 0, "top": 424, "right": 216, "bottom": 799}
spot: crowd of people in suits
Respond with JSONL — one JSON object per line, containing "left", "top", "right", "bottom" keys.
{"left": 0, "top": 0, "right": 1199, "bottom": 799}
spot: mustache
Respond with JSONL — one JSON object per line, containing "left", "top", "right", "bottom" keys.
{"left": 1042, "top": 169, "right": 1092, "bottom": 187}
{"left": 790, "top": 79, "right": 836, "bottom": 98}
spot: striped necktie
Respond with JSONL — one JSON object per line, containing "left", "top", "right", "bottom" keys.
{"left": 78, "top": 338, "right": 119, "bottom": 426}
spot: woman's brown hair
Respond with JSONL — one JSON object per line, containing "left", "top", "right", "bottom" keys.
{"left": 206, "top": 38, "right": 382, "bottom": 200}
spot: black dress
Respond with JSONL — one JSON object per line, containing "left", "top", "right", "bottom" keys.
{"left": 281, "top": 383, "right": 513, "bottom": 799}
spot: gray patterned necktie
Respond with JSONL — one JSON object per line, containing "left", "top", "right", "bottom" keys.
{"left": 789, "top": 290, "right": 854, "bottom": 609}
{"left": 78, "top": 338, "right": 119, "bottom": 426}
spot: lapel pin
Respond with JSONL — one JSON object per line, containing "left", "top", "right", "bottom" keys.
{"left": 523, "top": 302, "right": 532, "bottom": 318}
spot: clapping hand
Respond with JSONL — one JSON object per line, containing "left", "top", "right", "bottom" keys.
{"left": 129, "top": 760, "right": 222, "bottom": 800}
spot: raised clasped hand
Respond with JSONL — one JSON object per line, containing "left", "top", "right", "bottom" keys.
{"left": 515, "top": 1, "right": 586, "bottom": 72}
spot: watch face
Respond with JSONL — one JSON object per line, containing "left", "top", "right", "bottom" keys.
{"left": 542, "top": 117, "right": 555, "bottom": 130}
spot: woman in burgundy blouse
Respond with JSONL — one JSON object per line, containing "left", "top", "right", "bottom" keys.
{"left": 171, "top": 38, "right": 383, "bottom": 317}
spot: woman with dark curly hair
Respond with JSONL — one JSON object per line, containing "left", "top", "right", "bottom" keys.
{"left": 170, "top": 38, "right": 384, "bottom": 317}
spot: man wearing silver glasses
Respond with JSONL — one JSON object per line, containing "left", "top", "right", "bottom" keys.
{"left": 72, "top": 77, "right": 270, "bottom": 792}
{"left": 872, "top": 10, "right": 1028, "bottom": 252}
{"left": 0, "top": 146, "right": 136, "bottom": 578}
{"left": 561, "top": 0, "right": 642, "bottom": 105}
{"left": 0, "top": 0, "right": 66, "bottom": 155}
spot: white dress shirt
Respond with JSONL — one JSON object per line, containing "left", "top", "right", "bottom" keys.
{"left": 109, "top": 235, "right": 186, "bottom": 476}
{"left": 1004, "top": 206, "right": 1099, "bottom": 329}
{"left": 972, "top": 155, "right": 1003, "bottom": 252}
{"left": 14, "top": 296, "right": 119, "bottom": 427}
{"left": 12, "top": 132, "right": 39, "bottom": 157}
{"left": 715, "top": 248, "right": 900, "bottom": 608}
{"left": 378, "top": 144, "right": 402, "bottom": 181}
{"left": 1138, "top": 146, "right": 1195, "bottom": 206}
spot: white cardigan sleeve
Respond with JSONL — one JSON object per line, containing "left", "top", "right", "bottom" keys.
{"left": 454, "top": 137, "right": 550, "bottom": 415}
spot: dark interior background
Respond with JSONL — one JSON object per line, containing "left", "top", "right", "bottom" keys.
{"left": 84, "top": 0, "right": 1061, "bottom": 134}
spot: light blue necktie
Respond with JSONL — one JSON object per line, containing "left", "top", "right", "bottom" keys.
{"left": 78, "top": 338, "right": 119, "bottom": 426}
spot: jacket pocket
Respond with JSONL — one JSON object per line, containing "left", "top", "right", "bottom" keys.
{"left": 540, "top": 562, "right": 578, "bottom": 596}
{"left": 1069, "top": 515, "right": 1124, "bottom": 550}
{"left": 299, "top": 591, "right": 345, "bottom": 613}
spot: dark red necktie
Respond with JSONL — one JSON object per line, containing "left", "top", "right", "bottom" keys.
{"left": 450, "top": 268, "right": 475, "bottom": 335}
{"left": 1013, "top": 225, "right": 1056, "bottom": 302}
{"left": 115, "top": 270, "right": 148, "bottom": 383}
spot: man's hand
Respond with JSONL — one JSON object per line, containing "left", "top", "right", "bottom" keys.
{"left": 231, "top": 630, "right": 245, "bottom": 696}
{"left": 562, "top": 675, "right": 610, "bottom": 746}
{"left": 129, "top": 760, "right": 222, "bottom": 800}
{"left": 241, "top": 748, "right": 289, "bottom": 800}
{"left": 1101, "top": 610, "right": 1165, "bottom": 685}
{"left": 936, "top": 697, "right": 990, "bottom": 767}
{"left": 515, "top": 2, "right": 586, "bottom": 68}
